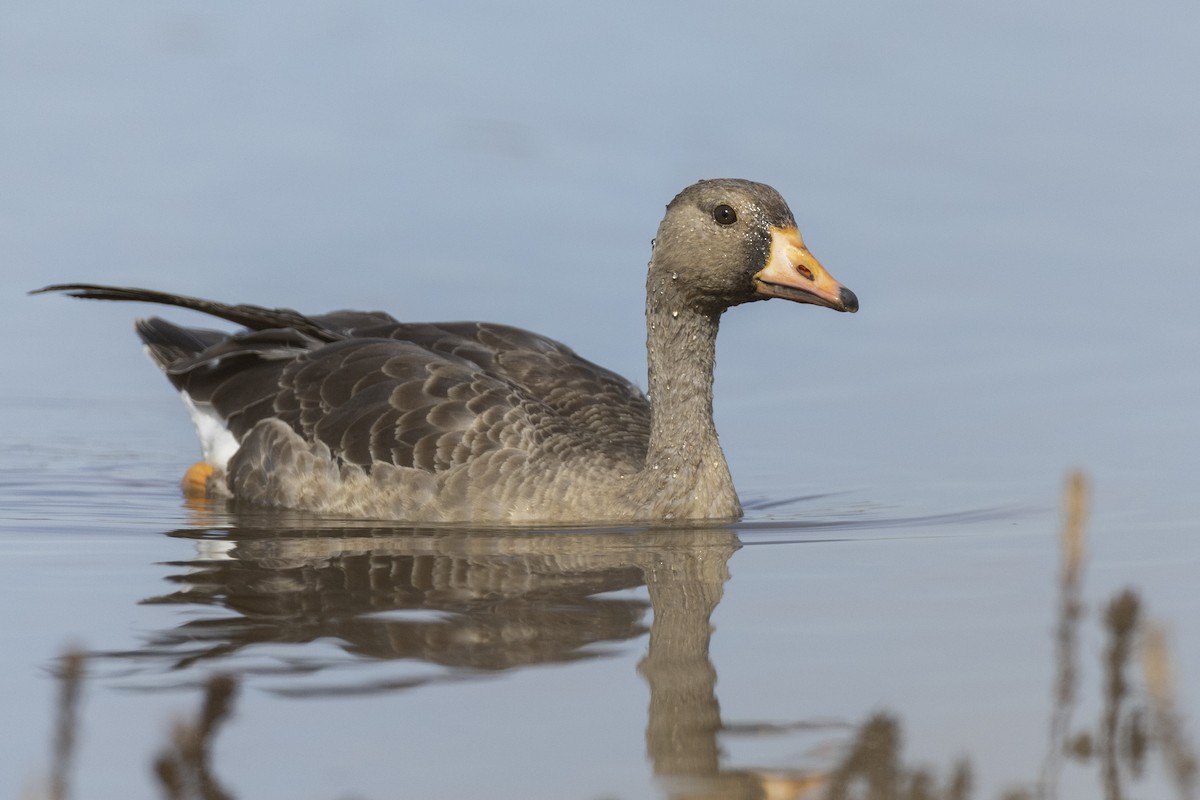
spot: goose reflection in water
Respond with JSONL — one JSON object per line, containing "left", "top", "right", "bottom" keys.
{"left": 135, "top": 524, "right": 666, "bottom": 684}
{"left": 74, "top": 479, "right": 1197, "bottom": 800}
{"left": 100, "top": 514, "right": 853, "bottom": 797}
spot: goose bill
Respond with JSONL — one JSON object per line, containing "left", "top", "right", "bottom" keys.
{"left": 753, "top": 226, "right": 857, "bottom": 312}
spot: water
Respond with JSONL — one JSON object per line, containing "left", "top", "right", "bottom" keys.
{"left": 4, "top": 2, "right": 1200, "bottom": 799}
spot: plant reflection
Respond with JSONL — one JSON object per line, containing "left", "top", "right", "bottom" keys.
{"left": 41, "top": 474, "right": 1198, "bottom": 799}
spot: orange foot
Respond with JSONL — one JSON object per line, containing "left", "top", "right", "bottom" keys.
{"left": 181, "top": 462, "right": 216, "bottom": 499}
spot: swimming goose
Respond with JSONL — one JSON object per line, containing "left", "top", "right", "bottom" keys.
{"left": 36, "top": 179, "right": 857, "bottom": 523}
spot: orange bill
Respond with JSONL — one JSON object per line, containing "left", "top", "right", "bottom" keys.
{"left": 752, "top": 226, "right": 858, "bottom": 312}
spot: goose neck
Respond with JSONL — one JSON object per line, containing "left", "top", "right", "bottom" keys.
{"left": 644, "top": 274, "right": 722, "bottom": 462}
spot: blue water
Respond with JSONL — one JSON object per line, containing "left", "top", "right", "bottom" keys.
{"left": 4, "top": 2, "right": 1200, "bottom": 798}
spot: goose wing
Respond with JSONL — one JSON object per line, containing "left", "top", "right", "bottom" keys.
{"left": 139, "top": 315, "right": 650, "bottom": 473}
{"left": 36, "top": 283, "right": 651, "bottom": 472}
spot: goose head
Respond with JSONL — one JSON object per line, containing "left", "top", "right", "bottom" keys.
{"left": 650, "top": 179, "right": 858, "bottom": 315}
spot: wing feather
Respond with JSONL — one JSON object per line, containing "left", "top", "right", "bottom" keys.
{"left": 129, "top": 309, "right": 650, "bottom": 476}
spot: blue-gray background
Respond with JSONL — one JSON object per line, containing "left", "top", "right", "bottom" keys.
{"left": 3, "top": 2, "right": 1199, "bottom": 798}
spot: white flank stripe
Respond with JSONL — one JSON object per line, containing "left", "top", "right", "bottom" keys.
{"left": 180, "top": 391, "right": 241, "bottom": 469}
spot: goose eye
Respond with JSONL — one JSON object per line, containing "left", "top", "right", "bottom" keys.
{"left": 713, "top": 204, "right": 737, "bottom": 226}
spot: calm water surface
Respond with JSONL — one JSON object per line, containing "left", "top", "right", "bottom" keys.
{"left": 4, "top": 400, "right": 1196, "bottom": 799}
{"left": 4, "top": 2, "right": 1200, "bottom": 799}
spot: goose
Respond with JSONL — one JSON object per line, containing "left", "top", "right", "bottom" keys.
{"left": 35, "top": 179, "right": 857, "bottom": 523}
